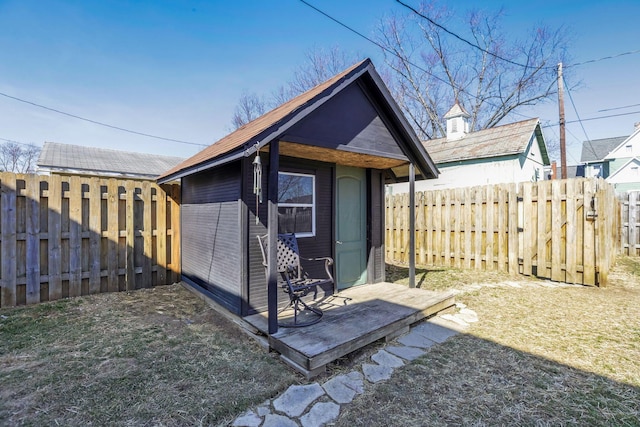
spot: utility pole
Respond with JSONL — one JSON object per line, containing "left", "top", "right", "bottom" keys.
{"left": 557, "top": 62, "right": 567, "bottom": 179}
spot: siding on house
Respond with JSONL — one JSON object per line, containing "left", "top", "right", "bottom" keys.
{"left": 181, "top": 162, "right": 243, "bottom": 314}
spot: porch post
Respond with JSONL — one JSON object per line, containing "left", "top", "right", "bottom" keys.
{"left": 409, "top": 163, "right": 416, "bottom": 288}
{"left": 267, "top": 140, "right": 280, "bottom": 334}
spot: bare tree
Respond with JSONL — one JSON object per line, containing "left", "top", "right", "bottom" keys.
{"left": 376, "top": 1, "right": 570, "bottom": 140}
{"left": 231, "top": 91, "right": 268, "bottom": 130}
{"left": 230, "top": 46, "right": 359, "bottom": 129}
{"left": 0, "top": 142, "right": 40, "bottom": 173}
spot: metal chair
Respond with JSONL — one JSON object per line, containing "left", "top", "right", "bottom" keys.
{"left": 257, "top": 233, "right": 333, "bottom": 327}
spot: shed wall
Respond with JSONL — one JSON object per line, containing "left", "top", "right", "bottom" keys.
{"left": 181, "top": 162, "right": 243, "bottom": 314}
{"left": 245, "top": 155, "right": 335, "bottom": 315}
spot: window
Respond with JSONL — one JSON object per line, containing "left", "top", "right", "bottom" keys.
{"left": 278, "top": 172, "right": 315, "bottom": 237}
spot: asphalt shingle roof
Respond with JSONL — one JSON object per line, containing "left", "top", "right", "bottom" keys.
{"left": 423, "top": 118, "right": 546, "bottom": 164}
{"left": 580, "top": 136, "right": 628, "bottom": 162}
{"left": 37, "top": 142, "right": 185, "bottom": 179}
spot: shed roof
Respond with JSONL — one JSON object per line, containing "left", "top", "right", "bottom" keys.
{"left": 424, "top": 118, "right": 549, "bottom": 165}
{"left": 37, "top": 142, "right": 184, "bottom": 179}
{"left": 158, "top": 58, "right": 438, "bottom": 183}
{"left": 580, "top": 136, "right": 627, "bottom": 162}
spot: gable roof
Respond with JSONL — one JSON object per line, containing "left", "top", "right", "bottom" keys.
{"left": 158, "top": 58, "right": 438, "bottom": 183}
{"left": 604, "top": 127, "right": 640, "bottom": 160}
{"left": 423, "top": 118, "right": 549, "bottom": 165}
{"left": 580, "top": 136, "right": 627, "bottom": 162}
{"left": 37, "top": 142, "right": 184, "bottom": 179}
{"left": 606, "top": 156, "right": 640, "bottom": 181}
{"left": 444, "top": 101, "right": 470, "bottom": 119}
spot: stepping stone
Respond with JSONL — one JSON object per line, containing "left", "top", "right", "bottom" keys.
{"left": 362, "top": 363, "right": 394, "bottom": 383}
{"left": 439, "top": 314, "right": 470, "bottom": 329}
{"left": 300, "top": 401, "right": 340, "bottom": 427}
{"left": 385, "top": 345, "right": 426, "bottom": 361}
{"left": 322, "top": 371, "right": 364, "bottom": 404}
{"left": 415, "top": 318, "right": 463, "bottom": 341}
{"left": 273, "top": 383, "right": 325, "bottom": 417}
{"left": 457, "top": 308, "right": 478, "bottom": 323}
{"left": 256, "top": 402, "right": 271, "bottom": 417}
{"left": 232, "top": 410, "right": 262, "bottom": 427}
{"left": 262, "top": 414, "right": 298, "bottom": 427}
{"left": 371, "top": 350, "right": 404, "bottom": 368}
{"left": 397, "top": 329, "right": 437, "bottom": 349}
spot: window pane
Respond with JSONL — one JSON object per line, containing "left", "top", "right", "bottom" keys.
{"left": 278, "top": 207, "right": 313, "bottom": 234}
{"left": 278, "top": 174, "right": 313, "bottom": 204}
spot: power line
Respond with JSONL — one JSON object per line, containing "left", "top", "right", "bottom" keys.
{"left": 562, "top": 75, "right": 598, "bottom": 159}
{"left": 0, "top": 137, "right": 38, "bottom": 147}
{"left": 598, "top": 103, "right": 640, "bottom": 113}
{"left": 297, "top": 0, "right": 536, "bottom": 121}
{"left": 395, "top": 0, "right": 543, "bottom": 70}
{"left": 566, "top": 49, "right": 640, "bottom": 68}
{"left": 0, "top": 91, "right": 207, "bottom": 147}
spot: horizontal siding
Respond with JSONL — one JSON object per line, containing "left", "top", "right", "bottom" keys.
{"left": 182, "top": 162, "right": 241, "bottom": 204}
{"left": 181, "top": 201, "right": 242, "bottom": 314}
{"left": 245, "top": 156, "right": 335, "bottom": 314}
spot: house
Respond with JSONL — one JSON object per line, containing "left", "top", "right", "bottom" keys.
{"left": 390, "top": 103, "right": 550, "bottom": 193}
{"left": 581, "top": 124, "right": 640, "bottom": 193}
{"left": 37, "top": 141, "right": 184, "bottom": 180}
{"left": 157, "top": 58, "right": 439, "bottom": 337}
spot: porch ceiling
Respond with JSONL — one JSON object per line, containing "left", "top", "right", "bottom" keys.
{"left": 272, "top": 140, "right": 408, "bottom": 170}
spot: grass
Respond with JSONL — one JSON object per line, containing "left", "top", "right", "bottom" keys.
{"left": 2, "top": 259, "right": 639, "bottom": 426}
{"left": 337, "top": 257, "right": 640, "bottom": 426}
{"left": 0, "top": 285, "right": 296, "bottom": 426}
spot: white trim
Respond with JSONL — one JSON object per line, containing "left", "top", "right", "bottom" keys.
{"left": 278, "top": 171, "right": 316, "bottom": 238}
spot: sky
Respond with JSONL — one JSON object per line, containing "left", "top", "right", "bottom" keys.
{"left": 1, "top": 0, "right": 639, "bottom": 166}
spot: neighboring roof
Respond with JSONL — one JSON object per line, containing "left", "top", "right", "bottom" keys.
{"left": 443, "top": 101, "right": 470, "bottom": 119}
{"left": 546, "top": 164, "right": 584, "bottom": 179}
{"left": 158, "top": 58, "right": 438, "bottom": 183}
{"left": 37, "top": 142, "right": 185, "bottom": 179}
{"left": 604, "top": 126, "right": 640, "bottom": 160}
{"left": 424, "top": 118, "right": 550, "bottom": 165}
{"left": 580, "top": 136, "right": 627, "bottom": 162}
{"left": 606, "top": 156, "right": 640, "bottom": 181}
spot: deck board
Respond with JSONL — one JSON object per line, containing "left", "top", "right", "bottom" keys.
{"left": 244, "top": 282, "right": 455, "bottom": 373}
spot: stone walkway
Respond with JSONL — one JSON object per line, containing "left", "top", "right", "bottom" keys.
{"left": 232, "top": 302, "right": 477, "bottom": 427}
{"left": 231, "top": 279, "right": 573, "bottom": 426}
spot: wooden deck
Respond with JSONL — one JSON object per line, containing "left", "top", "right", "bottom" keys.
{"left": 244, "top": 282, "right": 456, "bottom": 377}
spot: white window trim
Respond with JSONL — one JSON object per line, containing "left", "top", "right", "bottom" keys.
{"left": 278, "top": 171, "right": 316, "bottom": 238}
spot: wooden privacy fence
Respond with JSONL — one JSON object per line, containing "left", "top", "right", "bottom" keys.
{"left": 0, "top": 172, "right": 181, "bottom": 308}
{"left": 386, "top": 178, "right": 619, "bottom": 286}
{"left": 619, "top": 190, "right": 640, "bottom": 256}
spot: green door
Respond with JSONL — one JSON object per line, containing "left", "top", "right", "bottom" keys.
{"left": 336, "top": 165, "right": 367, "bottom": 290}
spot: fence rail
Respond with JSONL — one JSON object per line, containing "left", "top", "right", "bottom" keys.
{"left": 0, "top": 172, "right": 181, "bottom": 308}
{"left": 386, "top": 178, "right": 619, "bottom": 286}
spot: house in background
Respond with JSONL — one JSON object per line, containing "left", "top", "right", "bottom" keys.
{"left": 37, "top": 141, "right": 184, "bottom": 180}
{"left": 390, "top": 102, "right": 550, "bottom": 193}
{"left": 580, "top": 135, "right": 627, "bottom": 179}
{"left": 580, "top": 124, "right": 640, "bottom": 192}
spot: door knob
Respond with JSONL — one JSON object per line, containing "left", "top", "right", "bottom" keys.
{"left": 336, "top": 240, "right": 343, "bottom": 245}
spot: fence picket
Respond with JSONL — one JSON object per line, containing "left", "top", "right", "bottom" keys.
{"left": 0, "top": 173, "right": 180, "bottom": 307}
{"left": 385, "top": 178, "right": 618, "bottom": 287}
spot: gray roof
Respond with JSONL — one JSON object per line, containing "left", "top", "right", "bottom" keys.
{"left": 580, "top": 136, "right": 627, "bottom": 162}
{"left": 423, "top": 118, "right": 549, "bottom": 165}
{"left": 37, "top": 142, "right": 185, "bottom": 179}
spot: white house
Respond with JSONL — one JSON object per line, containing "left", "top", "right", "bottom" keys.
{"left": 602, "top": 124, "right": 640, "bottom": 192}
{"left": 390, "top": 103, "right": 550, "bottom": 193}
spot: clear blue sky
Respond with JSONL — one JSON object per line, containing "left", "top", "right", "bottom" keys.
{"left": 1, "top": 0, "right": 639, "bottom": 165}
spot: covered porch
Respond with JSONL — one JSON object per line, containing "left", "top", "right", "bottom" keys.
{"left": 245, "top": 282, "right": 456, "bottom": 377}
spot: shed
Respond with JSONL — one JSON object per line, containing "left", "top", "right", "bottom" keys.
{"left": 158, "top": 58, "right": 438, "bottom": 334}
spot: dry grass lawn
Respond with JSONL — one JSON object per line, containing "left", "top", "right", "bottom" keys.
{"left": 0, "top": 285, "right": 296, "bottom": 426}
{"left": 337, "top": 258, "right": 640, "bottom": 426}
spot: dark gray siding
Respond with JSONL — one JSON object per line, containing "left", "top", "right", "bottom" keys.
{"left": 368, "top": 169, "right": 385, "bottom": 283}
{"left": 245, "top": 155, "right": 334, "bottom": 315}
{"left": 283, "top": 82, "right": 406, "bottom": 159}
{"left": 181, "top": 162, "right": 243, "bottom": 314}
